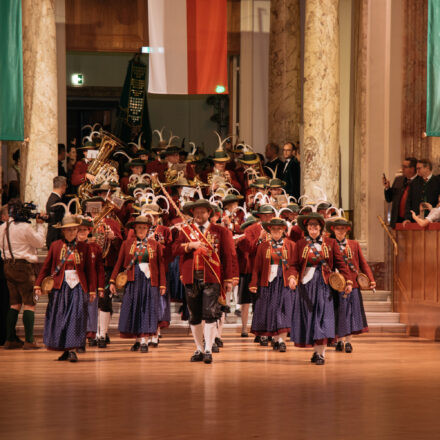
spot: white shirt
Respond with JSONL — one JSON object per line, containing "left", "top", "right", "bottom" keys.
{"left": 0, "top": 220, "right": 46, "bottom": 263}
{"left": 426, "top": 207, "right": 440, "bottom": 223}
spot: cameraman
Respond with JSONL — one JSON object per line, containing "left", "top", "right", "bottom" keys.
{"left": 0, "top": 199, "right": 46, "bottom": 349}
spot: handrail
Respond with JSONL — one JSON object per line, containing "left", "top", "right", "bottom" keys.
{"left": 377, "top": 215, "right": 398, "bottom": 256}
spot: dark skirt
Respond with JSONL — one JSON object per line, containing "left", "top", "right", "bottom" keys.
{"left": 158, "top": 290, "right": 171, "bottom": 328}
{"left": 290, "top": 267, "right": 336, "bottom": 347}
{"left": 251, "top": 266, "right": 294, "bottom": 336}
{"left": 238, "top": 273, "right": 253, "bottom": 305}
{"left": 337, "top": 288, "right": 368, "bottom": 337}
{"left": 86, "top": 295, "right": 98, "bottom": 338}
{"left": 167, "top": 256, "right": 186, "bottom": 302}
{"left": 43, "top": 282, "right": 88, "bottom": 351}
{"left": 118, "top": 265, "right": 160, "bottom": 338}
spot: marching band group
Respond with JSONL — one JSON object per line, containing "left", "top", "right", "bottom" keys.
{"left": 32, "top": 127, "right": 376, "bottom": 365}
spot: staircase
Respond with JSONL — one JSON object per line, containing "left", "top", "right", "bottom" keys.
{"left": 16, "top": 290, "right": 406, "bottom": 335}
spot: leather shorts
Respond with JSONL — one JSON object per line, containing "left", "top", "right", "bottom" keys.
{"left": 3, "top": 260, "right": 36, "bottom": 306}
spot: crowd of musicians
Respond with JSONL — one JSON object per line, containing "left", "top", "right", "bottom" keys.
{"left": 1, "top": 126, "right": 376, "bottom": 365}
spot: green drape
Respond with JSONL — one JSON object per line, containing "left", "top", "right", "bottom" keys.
{"left": 0, "top": 0, "right": 24, "bottom": 141}
{"left": 427, "top": 0, "right": 440, "bottom": 136}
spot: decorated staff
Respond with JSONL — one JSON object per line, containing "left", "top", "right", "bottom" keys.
{"left": 289, "top": 212, "right": 352, "bottom": 365}
{"left": 109, "top": 215, "right": 166, "bottom": 353}
{"left": 34, "top": 212, "right": 97, "bottom": 362}
{"left": 172, "top": 199, "right": 236, "bottom": 364}
{"left": 249, "top": 218, "right": 296, "bottom": 352}
{"left": 326, "top": 215, "right": 375, "bottom": 353}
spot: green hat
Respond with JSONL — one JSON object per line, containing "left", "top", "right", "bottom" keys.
{"left": 252, "top": 204, "right": 276, "bottom": 217}
{"left": 182, "top": 199, "right": 214, "bottom": 216}
{"left": 130, "top": 215, "right": 152, "bottom": 225}
{"left": 163, "top": 145, "right": 182, "bottom": 156}
{"left": 250, "top": 177, "right": 270, "bottom": 189}
{"left": 222, "top": 194, "right": 243, "bottom": 206}
{"left": 269, "top": 178, "right": 286, "bottom": 188}
{"left": 211, "top": 204, "right": 223, "bottom": 215}
{"left": 134, "top": 148, "right": 150, "bottom": 158}
{"left": 325, "top": 216, "right": 352, "bottom": 233}
{"left": 317, "top": 201, "right": 332, "bottom": 212}
{"left": 54, "top": 214, "right": 81, "bottom": 229}
{"left": 239, "top": 151, "right": 260, "bottom": 165}
{"left": 286, "top": 203, "right": 300, "bottom": 213}
{"left": 78, "top": 140, "right": 96, "bottom": 150}
{"left": 263, "top": 217, "right": 288, "bottom": 232}
{"left": 240, "top": 215, "right": 258, "bottom": 231}
{"left": 297, "top": 212, "right": 325, "bottom": 232}
{"left": 212, "top": 149, "right": 230, "bottom": 162}
{"left": 79, "top": 217, "right": 94, "bottom": 228}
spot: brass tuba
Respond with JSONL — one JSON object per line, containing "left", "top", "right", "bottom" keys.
{"left": 78, "top": 131, "right": 124, "bottom": 199}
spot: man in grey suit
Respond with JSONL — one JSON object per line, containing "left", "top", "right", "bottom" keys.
{"left": 45, "top": 176, "right": 67, "bottom": 248}
{"left": 383, "top": 157, "right": 417, "bottom": 227}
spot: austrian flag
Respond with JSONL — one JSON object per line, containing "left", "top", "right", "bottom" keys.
{"left": 147, "top": 0, "right": 228, "bottom": 95}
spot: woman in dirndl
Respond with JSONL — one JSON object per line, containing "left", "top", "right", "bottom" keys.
{"left": 249, "top": 218, "right": 297, "bottom": 352}
{"left": 326, "top": 216, "right": 375, "bottom": 353}
{"left": 109, "top": 215, "right": 166, "bottom": 353}
{"left": 290, "top": 213, "right": 353, "bottom": 365}
{"left": 34, "top": 214, "right": 96, "bottom": 362}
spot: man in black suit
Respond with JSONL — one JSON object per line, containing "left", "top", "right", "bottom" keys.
{"left": 45, "top": 176, "right": 67, "bottom": 248}
{"left": 264, "top": 143, "right": 283, "bottom": 178}
{"left": 403, "top": 159, "right": 440, "bottom": 223}
{"left": 383, "top": 157, "right": 417, "bottom": 227}
{"left": 281, "top": 142, "right": 301, "bottom": 199}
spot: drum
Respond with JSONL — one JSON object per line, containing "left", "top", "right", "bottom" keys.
{"left": 115, "top": 271, "right": 128, "bottom": 290}
{"left": 329, "top": 272, "right": 346, "bottom": 292}
{"left": 41, "top": 276, "right": 54, "bottom": 295}
{"left": 356, "top": 273, "right": 371, "bottom": 290}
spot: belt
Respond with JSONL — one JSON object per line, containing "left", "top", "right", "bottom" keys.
{"left": 4, "top": 258, "right": 32, "bottom": 264}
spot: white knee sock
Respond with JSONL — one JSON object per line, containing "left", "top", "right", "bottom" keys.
{"left": 345, "top": 335, "right": 352, "bottom": 343}
{"left": 233, "top": 285, "right": 239, "bottom": 307}
{"left": 98, "top": 311, "right": 111, "bottom": 338}
{"left": 152, "top": 334, "right": 158, "bottom": 344}
{"left": 204, "top": 322, "right": 217, "bottom": 353}
{"left": 241, "top": 304, "right": 250, "bottom": 331}
{"left": 315, "top": 345, "right": 325, "bottom": 357}
{"left": 278, "top": 333, "right": 287, "bottom": 343}
{"left": 140, "top": 337, "right": 147, "bottom": 345}
{"left": 190, "top": 324, "right": 204, "bottom": 353}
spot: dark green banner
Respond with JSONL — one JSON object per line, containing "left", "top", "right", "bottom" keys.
{"left": 0, "top": 0, "right": 24, "bottom": 141}
{"left": 427, "top": 0, "right": 440, "bottom": 136}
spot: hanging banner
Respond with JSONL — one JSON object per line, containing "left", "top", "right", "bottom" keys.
{"left": 0, "top": 0, "right": 24, "bottom": 141}
{"left": 427, "top": 0, "right": 440, "bottom": 136}
{"left": 148, "top": 0, "right": 228, "bottom": 95}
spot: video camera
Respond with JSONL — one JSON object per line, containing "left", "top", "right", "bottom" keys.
{"left": 9, "top": 200, "right": 48, "bottom": 223}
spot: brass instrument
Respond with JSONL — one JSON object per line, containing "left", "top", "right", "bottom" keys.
{"left": 78, "top": 131, "right": 124, "bottom": 199}
{"left": 165, "top": 163, "right": 186, "bottom": 185}
{"left": 207, "top": 168, "right": 230, "bottom": 190}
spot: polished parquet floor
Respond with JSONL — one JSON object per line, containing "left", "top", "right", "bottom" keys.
{"left": 1, "top": 331, "right": 440, "bottom": 440}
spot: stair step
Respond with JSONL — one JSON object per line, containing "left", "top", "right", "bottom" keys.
{"left": 364, "top": 312, "right": 400, "bottom": 323}
{"left": 363, "top": 301, "right": 392, "bottom": 312}
{"left": 361, "top": 290, "right": 392, "bottom": 302}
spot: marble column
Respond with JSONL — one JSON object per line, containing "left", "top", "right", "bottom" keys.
{"left": 20, "top": 0, "right": 58, "bottom": 209}
{"left": 268, "top": 0, "right": 301, "bottom": 147}
{"left": 302, "top": 0, "right": 340, "bottom": 205}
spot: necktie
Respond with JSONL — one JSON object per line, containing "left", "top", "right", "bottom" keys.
{"left": 199, "top": 226, "right": 205, "bottom": 234}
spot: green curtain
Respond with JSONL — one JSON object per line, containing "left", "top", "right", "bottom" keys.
{"left": 427, "top": 0, "right": 440, "bottom": 136}
{"left": 0, "top": 0, "right": 24, "bottom": 141}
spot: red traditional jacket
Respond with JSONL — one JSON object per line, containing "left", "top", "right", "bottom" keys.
{"left": 71, "top": 159, "right": 88, "bottom": 186}
{"left": 240, "top": 222, "right": 269, "bottom": 267}
{"left": 119, "top": 176, "right": 130, "bottom": 195}
{"left": 289, "top": 225, "right": 304, "bottom": 243}
{"left": 236, "top": 236, "right": 252, "bottom": 274}
{"left": 291, "top": 236, "right": 351, "bottom": 285}
{"left": 102, "top": 217, "right": 123, "bottom": 267}
{"left": 250, "top": 239, "right": 296, "bottom": 289}
{"left": 172, "top": 223, "right": 237, "bottom": 285}
{"left": 87, "top": 241, "right": 105, "bottom": 292}
{"left": 338, "top": 239, "right": 375, "bottom": 288}
{"left": 110, "top": 237, "right": 166, "bottom": 288}
{"left": 35, "top": 240, "right": 97, "bottom": 293}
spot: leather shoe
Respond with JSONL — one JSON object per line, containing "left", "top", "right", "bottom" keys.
{"left": 23, "top": 341, "right": 41, "bottom": 350}
{"left": 241, "top": 332, "right": 248, "bottom": 338}
{"left": 335, "top": 341, "right": 345, "bottom": 352}
{"left": 327, "top": 341, "right": 336, "bottom": 348}
{"left": 105, "top": 334, "right": 111, "bottom": 344}
{"left": 4, "top": 340, "right": 24, "bottom": 349}
{"left": 131, "top": 342, "right": 140, "bottom": 351}
{"left": 310, "top": 352, "right": 319, "bottom": 363}
{"left": 272, "top": 342, "right": 280, "bottom": 351}
{"left": 278, "top": 342, "right": 287, "bottom": 353}
{"left": 259, "top": 337, "right": 268, "bottom": 346}
{"left": 315, "top": 355, "right": 325, "bottom": 365}
{"left": 234, "top": 309, "right": 242, "bottom": 317}
{"left": 253, "top": 336, "right": 261, "bottom": 343}
{"left": 88, "top": 338, "right": 97, "bottom": 347}
{"left": 140, "top": 343, "right": 149, "bottom": 353}
{"left": 190, "top": 351, "right": 204, "bottom": 362}
{"left": 214, "top": 337, "right": 223, "bottom": 348}
{"left": 58, "top": 351, "right": 69, "bottom": 361}
{"left": 211, "top": 343, "right": 220, "bottom": 353}
{"left": 68, "top": 351, "right": 78, "bottom": 362}
{"left": 203, "top": 351, "right": 213, "bottom": 364}
{"left": 98, "top": 337, "right": 107, "bottom": 349}
{"left": 76, "top": 346, "right": 86, "bottom": 353}
{"left": 345, "top": 342, "right": 353, "bottom": 353}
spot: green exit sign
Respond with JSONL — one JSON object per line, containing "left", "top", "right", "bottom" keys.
{"left": 71, "top": 73, "right": 84, "bottom": 86}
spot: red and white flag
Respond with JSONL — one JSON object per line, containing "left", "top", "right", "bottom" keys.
{"left": 147, "top": 0, "right": 228, "bottom": 95}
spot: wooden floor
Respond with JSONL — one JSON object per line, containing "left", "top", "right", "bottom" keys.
{"left": 1, "top": 331, "right": 440, "bottom": 440}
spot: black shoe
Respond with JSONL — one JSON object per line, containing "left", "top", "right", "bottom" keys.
{"left": 253, "top": 336, "right": 261, "bottom": 343}
{"left": 58, "top": 351, "right": 69, "bottom": 361}
{"left": 214, "top": 337, "right": 223, "bottom": 348}
{"left": 105, "top": 334, "right": 110, "bottom": 344}
{"left": 68, "top": 351, "right": 78, "bottom": 363}
{"left": 241, "top": 332, "right": 248, "bottom": 338}
{"left": 203, "top": 351, "right": 213, "bottom": 364}
{"left": 151, "top": 342, "right": 159, "bottom": 348}
{"left": 278, "top": 342, "right": 287, "bottom": 353}
{"left": 77, "top": 346, "right": 86, "bottom": 353}
{"left": 259, "top": 337, "right": 268, "bottom": 346}
{"left": 345, "top": 343, "right": 353, "bottom": 353}
{"left": 190, "top": 351, "right": 204, "bottom": 362}
{"left": 335, "top": 341, "right": 345, "bottom": 352}
{"left": 158, "top": 334, "right": 162, "bottom": 339}
{"left": 140, "top": 343, "right": 149, "bottom": 353}
{"left": 234, "top": 309, "right": 242, "bottom": 317}
{"left": 268, "top": 336, "right": 273, "bottom": 342}
{"left": 311, "top": 352, "right": 319, "bottom": 363}
{"left": 327, "top": 341, "right": 336, "bottom": 348}
{"left": 315, "top": 355, "right": 325, "bottom": 365}
{"left": 273, "top": 342, "right": 280, "bottom": 351}
{"left": 211, "top": 343, "right": 220, "bottom": 353}
{"left": 98, "top": 337, "right": 107, "bottom": 348}
{"left": 88, "top": 338, "right": 97, "bottom": 347}
{"left": 131, "top": 342, "right": 140, "bottom": 352}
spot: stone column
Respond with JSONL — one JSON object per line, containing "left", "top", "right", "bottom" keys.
{"left": 20, "top": 0, "right": 58, "bottom": 209}
{"left": 268, "top": 0, "right": 301, "bottom": 147}
{"left": 302, "top": 0, "right": 340, "bottom": 205}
